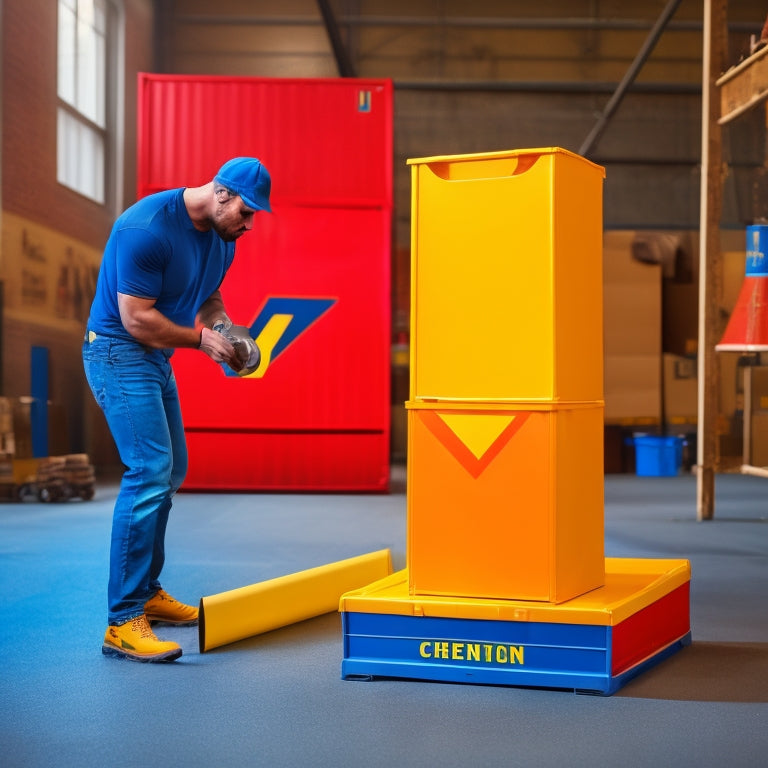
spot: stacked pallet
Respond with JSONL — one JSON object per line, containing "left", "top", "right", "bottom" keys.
{"left": 0, "top": 454, "right": 17, "bottom": 501}
{"left": 36, "top": 454, "right": 96, "bottom": 501}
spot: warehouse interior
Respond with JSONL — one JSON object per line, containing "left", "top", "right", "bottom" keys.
{"left": 1, "top": 2, "right": 767, "bottom": 766}
{"left": 3, "top": 0, "right": 768, "bottom": 485}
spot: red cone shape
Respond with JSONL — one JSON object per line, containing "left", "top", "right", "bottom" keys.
{"left": 716, "top": 277, "right": 768, "bottom": 351}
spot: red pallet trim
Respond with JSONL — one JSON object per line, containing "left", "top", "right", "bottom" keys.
{"left": 611, "top": 581, "right": 690, "bottom": 676}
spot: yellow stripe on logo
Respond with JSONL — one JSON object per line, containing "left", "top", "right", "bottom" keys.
{"left": 241, "top": 314, "right": 293, "bottom": 379}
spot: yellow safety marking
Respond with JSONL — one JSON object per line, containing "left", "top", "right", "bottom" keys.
{"left": 199, "top": 549, "right": 393, "bottom": 652}
{"left": 241, "top": 314, "right": 293, "bottom": 378}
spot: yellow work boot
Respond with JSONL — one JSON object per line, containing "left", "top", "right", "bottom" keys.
{"left": 144, "top": 588, "right": 199, "bottom": 626}
{"left": 102, "top": 615, "right": 182, "bottom": 662}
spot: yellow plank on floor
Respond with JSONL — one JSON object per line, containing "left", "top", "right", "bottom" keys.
{"left": 199, "top": 549, "right": 393, "bottom": 652}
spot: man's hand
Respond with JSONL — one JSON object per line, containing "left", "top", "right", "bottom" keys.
{"left": 202, "top": 323, "right": 261, "bottom": 376}
{"left": 199, "top": 325, "right": 240, "bottom": 366}
{"left": 227, "top": 325, "right": 261, "bottom": 375}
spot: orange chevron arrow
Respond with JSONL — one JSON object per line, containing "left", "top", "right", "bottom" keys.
{"left": 417, "top": 410, "right": 530, "bottom": 479}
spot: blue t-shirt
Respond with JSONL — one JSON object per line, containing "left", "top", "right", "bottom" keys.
{"left": 87, "top": 188, "right": 235, "bottom": 344}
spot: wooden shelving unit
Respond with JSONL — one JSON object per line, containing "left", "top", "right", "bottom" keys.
{"left": 699, "top": 1, "right": 767, "bottom": 519}
{"left": 718, "top": 42, "right": 768, "bottom": 124}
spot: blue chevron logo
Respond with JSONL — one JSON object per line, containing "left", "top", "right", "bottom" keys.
{"left": 225, "top": 296, "right": 336, "bottom": 378}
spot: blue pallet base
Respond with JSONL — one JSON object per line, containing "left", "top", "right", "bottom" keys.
{"left": 340, "top": 561, "right": 692, "bottom": 695}
{"left": 341, "top": 610, "right": 691, "bottom": 696}
{"left": 342, "top": 629, "right": 691, "bottom": 696}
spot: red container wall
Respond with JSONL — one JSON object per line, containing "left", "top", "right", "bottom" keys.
{"left": 170, "top": 205, "right": 390, "bottom": 431}
{"left": 138, "top": 75, "right": 392, "bottom": 206}
{"left": 137, "top": 75, "right": 393, "bottom": 491}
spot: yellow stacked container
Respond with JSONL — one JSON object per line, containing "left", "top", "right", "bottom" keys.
{"left": 406, "top": 148, "right": 606, "bottom": 603}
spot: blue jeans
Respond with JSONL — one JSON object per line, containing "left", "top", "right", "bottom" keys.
{"left": 82, "top": 334, "right": 188, "bottom": 625}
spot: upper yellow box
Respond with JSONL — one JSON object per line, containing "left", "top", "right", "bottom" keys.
{"left": 408, "top": 148, "right": 605, "bottom": 403}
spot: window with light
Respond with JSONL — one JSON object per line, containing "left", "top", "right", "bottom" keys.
{"left": 57, "top": 0, "right": 108, "bottom": 204}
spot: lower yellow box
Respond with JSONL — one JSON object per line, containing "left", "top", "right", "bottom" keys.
{"left": 406, "top": 401, "right": 605, "bottom": 603}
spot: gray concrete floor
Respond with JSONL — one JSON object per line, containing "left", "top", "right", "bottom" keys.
{"left": 1, "top": 468, "right": 767, "bottom": 767}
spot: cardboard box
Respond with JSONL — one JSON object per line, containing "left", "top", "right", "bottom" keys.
{"left": 603, "top": 232, "right": 662, "bottom": 424}
{"left": 0, "top": 397, "right": 12, "bottom": 434}
{"left": 749, "top": 412, "right": 768, "bottom": 467}
{"left": 744, "top": 367, "right": 768, "bottom": 467}
{"left": 604, "top": 354, "right": 661, "bottom": 424}
{"left": 719, "top": 353, "right": 744, "bottom": 419}
{"left": 604, "top": 425, "right": 634, "bottom": 474}
{"left": 663, "top": 353, "right": 698, "bottom": 426}
{"left": 604, "top": 287, "right": 660, "bottom": 355}
{"left": 663, "top": 280, "right": 699, "bottom": 357}
{"left": 11, "top": 398, "right": 33, "bottom": 459}
{"left": 0, "top": 397, "right": 14, "bottom": 458}
{"left": 721, "top": 250, "right": 748, "bottom": 314}
{"left": 4, "top": 397, "right": 68, "bottom": 460}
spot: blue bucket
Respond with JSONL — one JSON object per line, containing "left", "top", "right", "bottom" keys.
{"left": 633, "top": 435, "right": 685, "bottom": 477}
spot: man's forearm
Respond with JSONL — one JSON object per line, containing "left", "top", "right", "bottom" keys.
{"left": 195, "top": 291, "right": 230, "bottom": 330}
{"left": 118, "top": 291, "right": 202, "bottom": 349}
{"left": 124, "top": 306, "right": 201, "bottom": 349}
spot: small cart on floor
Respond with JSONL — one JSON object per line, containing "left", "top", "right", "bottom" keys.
{"left": 0, "top": 454, "right": 96, "bottom": 502}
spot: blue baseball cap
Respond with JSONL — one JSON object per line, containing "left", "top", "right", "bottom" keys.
{"left": 214, "top": 157, "right": 272, "bottom": 213}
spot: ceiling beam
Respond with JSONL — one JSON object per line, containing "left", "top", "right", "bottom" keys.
{"left": 579, "top": 0, "right": 684, "bottom": 157}
{"left": 316, "top": 0, "right": 355, "bottom": 77}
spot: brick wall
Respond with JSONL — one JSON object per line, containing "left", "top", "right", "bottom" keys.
{"left": 1, "top": 0, "right": 155, "bottom": 465}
